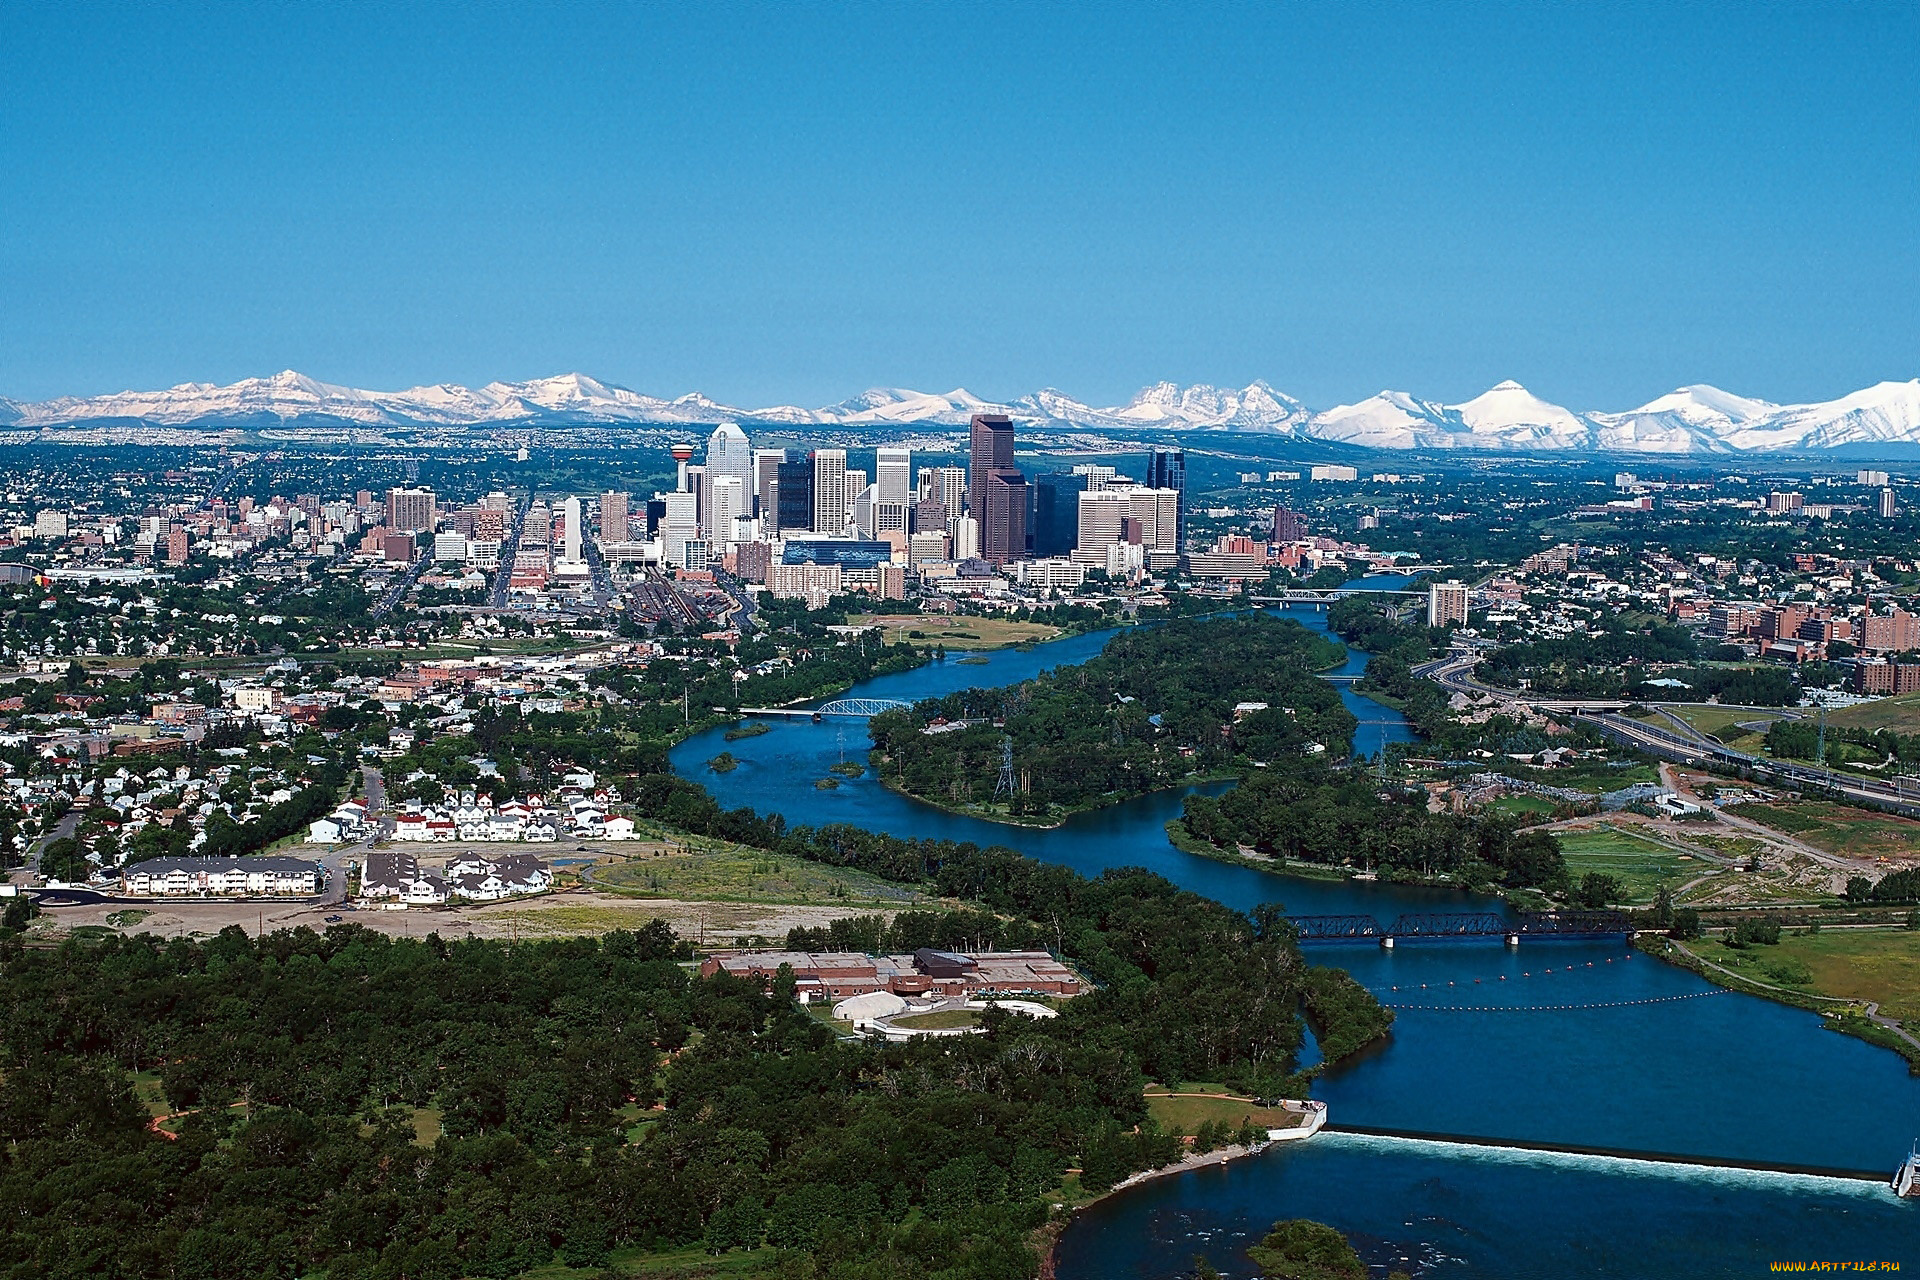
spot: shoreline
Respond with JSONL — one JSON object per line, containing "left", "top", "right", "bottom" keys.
{"left": 1038, "top": 1139, "right": 1278, "bottom": 1279}
{"left": 868, "top": 767, "right": 1239, "bottom": 831}
{"left": 1636, "top": 933, "right": 1920, "bottom": 1071}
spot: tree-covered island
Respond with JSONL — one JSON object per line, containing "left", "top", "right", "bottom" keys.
{"left": 868, "top": 615, "right": 1354, "bottom": 824}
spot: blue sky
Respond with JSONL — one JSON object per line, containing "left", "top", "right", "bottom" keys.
{"left": 2, "top": 2, "right": 1914, "bottom": 409}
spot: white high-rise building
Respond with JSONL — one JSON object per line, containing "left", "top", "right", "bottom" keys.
{"left": 854, "top": 484, "right": 911, "bottom": 539}
{"left": 705, "top": 422, "right": 754, "bottom": 492}
{"left": 1127, "top": 487, "right": 1181, "bottom": 552}
{"left": 1076, "top": 489, "right": 1133, "bottom": 549}
{"left": 1072, "top": 463, "right": 1118, "bottom": 492}
{"left": 934, "top": 466, "right": 967, "bottom": 516}
{"left": 561, "top": 496, "right": 583, "bottom": 564}
{"left": 951, "top": 515, "right": 980, "bottom": 561}
{"left": 812, "top": 449, "right": 848, "bottom": 534}
{"left": 876, "top": 447, "right": 913, "bottom": 501}
{"left": 655, "top": 491, "right": 697, "bottom": 568}
{"left": 708, "top": 475, "right": 747, "bottom": 545}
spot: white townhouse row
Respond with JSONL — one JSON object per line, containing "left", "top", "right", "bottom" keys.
{"left": 359, "top": 850, "right": 552, "bottom": 905}
{"left": 122, "top": 855, "right": 322, "bottom": 897}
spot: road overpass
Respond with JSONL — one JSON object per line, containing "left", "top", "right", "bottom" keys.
{"left": 1413, "top": 649, "right": 1920, "bottom": 817}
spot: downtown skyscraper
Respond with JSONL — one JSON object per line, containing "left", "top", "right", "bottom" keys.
{"left": 968, "top": 414, "right": 1026, "bottom": 564}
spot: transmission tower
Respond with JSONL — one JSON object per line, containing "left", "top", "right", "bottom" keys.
{"left": 993, "top": 735, "right": 1015, "bottom": 803}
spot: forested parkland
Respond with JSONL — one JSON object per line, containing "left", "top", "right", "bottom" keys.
{"left": 866, "top": 615, "right": 1353, "bottom": 820}
{"left": 0, "top": 816, "right": 1391, "bottom": 1280}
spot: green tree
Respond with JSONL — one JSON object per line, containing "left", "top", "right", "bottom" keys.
{"left": 1576, "top": 871, "right": 1625, "bottom": 908}
{"left": 1246, "top": 1219, "right": 1367, "bottom": 1280}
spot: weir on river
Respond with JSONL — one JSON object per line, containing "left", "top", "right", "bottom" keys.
{"left": 668, "top": 581, "right": 1920, "bottom": 1275}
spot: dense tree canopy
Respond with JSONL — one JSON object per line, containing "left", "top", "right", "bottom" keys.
{"left": 868, "top": 616, "right": 1353, "bottom": 818}
{"left": 1179, "top": 760, "right": 1568, "bottom": 892}
{"left": 0, "top": 823, "right": 1391, "bottom": 1279}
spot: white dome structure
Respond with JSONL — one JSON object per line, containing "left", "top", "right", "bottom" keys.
{"left": 833, "top": 991, "right": 908, "bottom": 1022}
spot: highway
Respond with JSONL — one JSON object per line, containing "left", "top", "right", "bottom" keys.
{"left": 369, "top": 555, "right": 429, "bottom": 620}
{"left": 581, "top": 525, "right": 614, "bottom": 612}
{"left": 488, "top": 492, "right": 533, "bottom": 609}
{"left": 1415, "top": 649, "right": 1920, "bottom": 818}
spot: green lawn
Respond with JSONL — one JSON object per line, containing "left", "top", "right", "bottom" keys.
{"left": 1732, "top": 801, "right": 1920, "bottom": 861}
{"left": 1143, "top": 1090, "right": 1306, "bottom": 1136}
{"left": 130, "top": 1070, "right": 170, "bottom": 1121}
{"left": 888, "top": 1009, "right": 979, "bottom": 1030}
{"left": 1830, "top": 692, "right": 1920, "bottom": 736}
{"left": 1487, "top": 794, "right": 1557, "bottom": 817}
{"left": 517, "top": 1244, "right": 765, "bottom": 1278}
{"left": 850, "top": 614, "right": 1062, "bottom": 650}
{"left": 1669, "top": 706, "right": 1789, "bottom": 741}
{"left": 1693, "top": 928, "right": 1920, "bottom": 1022}
{"left": 409, "top": 1106, "right": 442, "bottom": 1145}
{"left": 1556, "top": 826, "right": 1703, "bottom": 903}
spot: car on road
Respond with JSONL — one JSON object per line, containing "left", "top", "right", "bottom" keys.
{"left": 324, "top": 914, "right": 342, "bottom": 923}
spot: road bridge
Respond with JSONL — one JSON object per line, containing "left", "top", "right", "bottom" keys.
{"left": 1289, "top": 910, "right": 1633, "bottom": 946}
{"left": 1252, "top": 589, "right": 1427, "bottom": 606}
{"left": 738, "top": 697, "right": 913, "bottom": 719}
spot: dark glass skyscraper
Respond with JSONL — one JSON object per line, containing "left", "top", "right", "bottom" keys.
{"left": 1032, "top": 471, "right": 1088, "bottom": 557}
{"left": 970, "top": 414, "right": 1026, "bottom": 564}
{"left": 774, "top": 460, "right": 813, "bottom": 533}
{"left": 1146, "top": 447, "right": 1186, "bottom": 546}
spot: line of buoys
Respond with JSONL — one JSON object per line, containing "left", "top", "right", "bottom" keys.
{"left": 1381, "top": 953, "right": 1632, "bottom": 994}
{"left": 1382, "top": 990, "right": 1734, "bottom": 1013}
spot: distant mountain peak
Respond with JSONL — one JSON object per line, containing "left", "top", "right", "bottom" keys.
{"left": 3, "top": 369, "right": 1917, "bottom": 454}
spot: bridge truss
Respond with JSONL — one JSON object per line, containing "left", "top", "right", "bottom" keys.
{"left": 813, "top": 697, "right": 913, "bottom": 718}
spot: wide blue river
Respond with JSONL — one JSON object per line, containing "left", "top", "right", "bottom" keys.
{"left": 668, "top": 593, "right": 1920, "bottom": 1275}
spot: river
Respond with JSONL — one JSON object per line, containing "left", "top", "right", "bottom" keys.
{"left": 667, "top": 588, "right": 1920, "bottom": 1275}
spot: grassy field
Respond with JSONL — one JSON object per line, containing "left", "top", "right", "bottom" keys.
{"left": 1693, "top": 928, "right": 1920, "bottom": 1022}
{"left": 1143, "top": 1088, "right": 1307, "bottom": 1136}
{"left": 518, "top": 1245, "right": 765, "bottom": 1279}
{"left": 850, "top": 613, "right": 1062, "bottom": 650}
{"left": 889, "top": 1009, "right": 979, "bottom": 1030}
{"left": 1668, "top": 705, "right": 1788, "bottom": 743}
{"left": 1556, "top": 825, "right": 1705, "bottom": 903}
{"left": 1731, "top": 801, "right": 1920, "bottom": 861}
{"left": 593, "top": 836, "right": 931, "bottom": 906}
{"left": 131, "top": 1071, "right": 169, "bottom": 1122}
{"left": 1486, "top": 794, "right": 1557, "bottom": 817}
{"left": 1830, "top": 692, "right": 1920, "bottom": 736}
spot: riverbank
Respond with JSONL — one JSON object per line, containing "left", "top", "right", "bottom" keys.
{"left": 864, "top": 767, "right": 1242, "bottom": 831}
{"left": 1163, "top": 818, "right": 1354, "bottom": 880}
{"left": 1037, "top": 1138, "right": 1282, "bottom": 1279}
{"left": 1163, "top": 815, "right": 1553, "bottom": 915}
{"left": 1638, "top": 932, "right": 1920, "bottom": 1071}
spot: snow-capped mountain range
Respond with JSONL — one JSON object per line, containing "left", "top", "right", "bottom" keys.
{"left": 5, "top": 369, "right": 1920, "bottom": 454}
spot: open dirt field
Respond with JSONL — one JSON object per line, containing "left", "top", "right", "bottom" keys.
{"left": 27, "top": 888, "right": 908, "bottom": 948}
